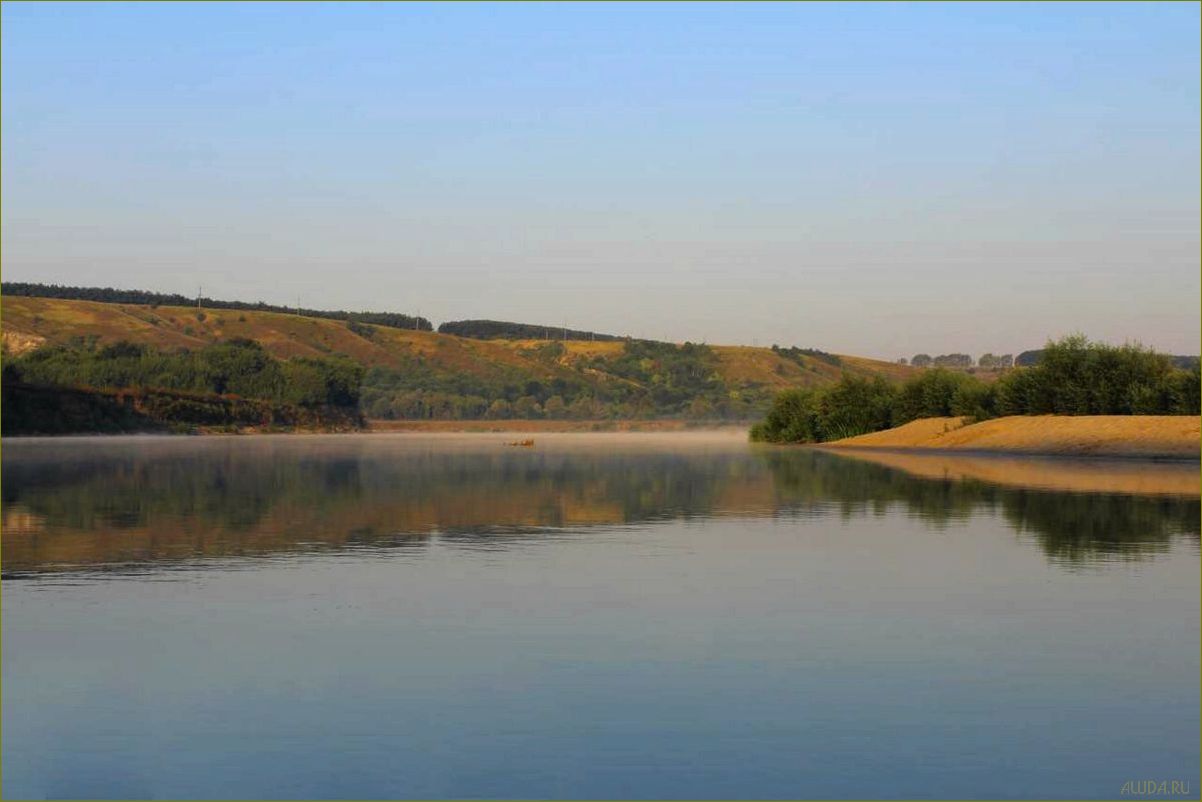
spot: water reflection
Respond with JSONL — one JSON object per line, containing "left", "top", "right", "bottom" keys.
{"left": 764, "top": 449, "right": 1200, "bottom": 566}
{"left": 2, "top": 434, "right": 1198, "bottom": 576}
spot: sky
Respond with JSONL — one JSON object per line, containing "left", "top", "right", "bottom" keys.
{"left": 2, "top": 2, "right": 1199, "bottom": 359}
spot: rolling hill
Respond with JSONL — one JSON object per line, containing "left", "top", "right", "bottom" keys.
{"left": 1, "top": 294, "right": 917, "bottom": 422}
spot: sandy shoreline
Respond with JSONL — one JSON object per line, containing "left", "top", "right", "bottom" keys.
{"left": 823, "top": 415, "right": 1200, "bottom": 461}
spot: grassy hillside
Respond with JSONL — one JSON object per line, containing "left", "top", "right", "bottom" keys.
{"left": 2, "top": 295, "right": 916, "bottom": 420}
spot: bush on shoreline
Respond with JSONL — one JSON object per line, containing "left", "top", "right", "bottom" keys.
{"left": 751, "top": 335, "right": 1200, "bottom": 444}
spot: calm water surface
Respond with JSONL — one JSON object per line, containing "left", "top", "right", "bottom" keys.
{"left": 2, "top": 433, "right": 1198, "bottom": 799}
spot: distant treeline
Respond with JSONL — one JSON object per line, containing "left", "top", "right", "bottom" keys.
{"left": 1016, "top": 348, "right": 1199, "bottom": 370}
{"left": 752, "top": 335, "right": 1201, "bottom": 443}
{"left": 3, "top": 339, "right": 365, "bottom": 433}
{"left": 909, "top": 353, "right": 980, "bottom": 368}
{"left": 438, "top": 319, "right": 625, "bottom": 341}
{"left": 771, "top": 345, "right": 842, "bottom": 367}
{"left": 2, "top": 282, "right": 432, "bottom": 332}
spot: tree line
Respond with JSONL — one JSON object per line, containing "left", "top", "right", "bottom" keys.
{"left": 437, "top": 319, "right": 624, "bottom": 341}
{"left": 907, "top": 353, "right": 1006, "bottom": 368}
{"left": 1, "top": 335, "right": 776, "bottom": 426}
{"left": 907, "top": 349, "right": 1198, "bottom": 371}
{"left": 752, "top": 335, "right": 1201, "bottom": 443}
{"left": 5, "top": 338, "right": 364, "bottom": 410}
{"left": 2, "top": 282, "right": 432, "bottom": 331}
{"left": 771, "top": 345, "right": 843, "bottom": 367}
{"left": 1015, "top": 348, "right": 1198, "bottom": 370}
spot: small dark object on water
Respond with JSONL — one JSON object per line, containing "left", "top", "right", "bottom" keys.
{"left": 506, "top": 439, "right": 535, "bottom": 447}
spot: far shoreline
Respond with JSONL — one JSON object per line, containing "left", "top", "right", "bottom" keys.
{"left": 6, "top": 415, "right": 1198, "bottom": 463}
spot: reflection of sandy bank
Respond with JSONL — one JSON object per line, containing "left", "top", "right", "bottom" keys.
{"left": 1, "top": 505, "right": 47, "bottom": 535}
{"left": 821, "top": 448, "right": 1200, "bottom": 497}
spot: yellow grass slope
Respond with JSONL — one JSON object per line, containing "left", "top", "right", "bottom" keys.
{"left": 1, "top": 295, "right": 915, "bottom": 389}
{"left": 828, "top": 415, "right": 1200, "bottom": 460}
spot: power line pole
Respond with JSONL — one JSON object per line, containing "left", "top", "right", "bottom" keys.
{"left": 197, "top": 286, "right": 202, "bottom": 309}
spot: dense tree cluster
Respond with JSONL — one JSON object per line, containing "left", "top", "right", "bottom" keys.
{"left": 771, "top": 345, "right": 843, "bottom": 367}
{"left": 977, "top": 353, "right": 1014, "bottom": 369}
{"left": 1017, "top": 347, "right": 1198, "bottom": 371}
{"left": 360, "top": 340, "right": 772, "bottom": 420}
{"left": 932, "top": 353, "right": 973, "bottom": 368}
{"left": 1, "top": 381, "right": 361, "bottom": 435}
{"left": 911, "top": 352, "right": 1018, "bottom": 369}
{"left": 2, "top": 282, "right": 432, "bottom": 331}
{"left": 753, "top": 335, "right": 1201, "bottom": 443}
{"left": 6, "top": 338, "right": 364, "bottom": 410}
{"left": 437, "top": 319, "right": 624, "bottom": 341}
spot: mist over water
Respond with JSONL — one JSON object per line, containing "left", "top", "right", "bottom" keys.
{"left": 3, "top": 433, "right": 1198, "bottom": 798}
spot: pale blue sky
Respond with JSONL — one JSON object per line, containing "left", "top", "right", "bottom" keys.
{"left": 3, "top": 2, "right": 1198, "bottom": 357}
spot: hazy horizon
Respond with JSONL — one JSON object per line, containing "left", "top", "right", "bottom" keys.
{"left": 3, "top": 2, "right": 1199, "bottom": 360}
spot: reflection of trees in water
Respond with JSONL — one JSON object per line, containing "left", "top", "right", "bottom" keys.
{"left": 759, "top": 450, "right": 987, "bottom": 525}
{"left": 760, "top": 450, "right": 1200, "bottom": 565}
{"left": 3, "top": 442, "right": 1197, "bottom": 573}
{"left": 1001, "top": 491, "right": 1199, "bottom": 565}
{"left": 2, "top": 447, "right": 765, "bottom": 573}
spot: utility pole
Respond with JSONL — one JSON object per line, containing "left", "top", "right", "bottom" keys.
{"left": 197, "top": 286, "right": 202, "bottom": 309}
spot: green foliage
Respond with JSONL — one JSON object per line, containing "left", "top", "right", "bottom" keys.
{"left": 977, "top": 353, "right": 1013, "bottom": 369}
{"left": 346, "top": 319, "right": 375, "bottom": 339}
{"left": 753, "top": 335, "right": 1197, "bottom": 444}
{"left": 771, "top": 345, "right": 842, "bottom": 368}
{"left": 7, "top": 338, "right": 363, "bottom": 410}
{"left": 360, "top": 339, "right": 768, "bottom": 420}
{"left": 750, "top": 388, "right": 821, "bottom": 443}
{"left": 751, "top": 377, "right": 896, "bottom": 443}
{"left": 949, "top": 381, "right": 998, "bottom": 421}
{"left": 0, "top": 381, "right": 362, "bottom": 435}
{"left": 818, "top": 376, "right": 896, "bottom": 439}
{"left": 932, "top": 353, "right": 973, "bottom": 368}
{"left": 892, "top": 369, "right": 977, "bottom": 423}
{"left": 438, "top": 319, "right": 622, "bottom": 341}
{"left": 993, "top": 335, "right": 1191, "bottom": 415}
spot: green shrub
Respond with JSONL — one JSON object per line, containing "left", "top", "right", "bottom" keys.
{"left": 346, "top": 319, "right": 374, "bottom": 339}
{"left": 892, "top": 369, "right": 975, "bottom": 423}
{"left": 752, "top": 335, "right": 1196, "bottom": 444}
